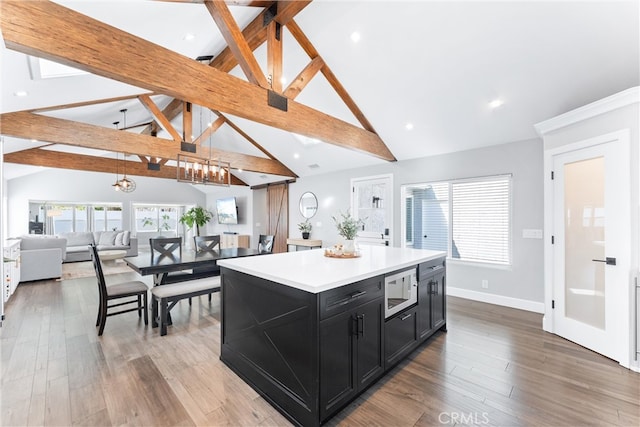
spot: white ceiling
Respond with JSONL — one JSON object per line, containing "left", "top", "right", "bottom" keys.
{"left": 2, "top": 0, "right": 639, "bottom": 186}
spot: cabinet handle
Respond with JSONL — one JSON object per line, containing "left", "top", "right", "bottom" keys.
{"left": 350, "top": 290, "right": 367, "bottom": 299}
{"left": 357, "top": 314, "right": 365, "bottom": 337}
{"left": 432, "top": 280, "right": 439, "bottom": 295}
{"left": 400, "top": 313, "right": 412, "bottom": 321}
{"left": 329, "top": 290, "right": 368, "bottom": 308}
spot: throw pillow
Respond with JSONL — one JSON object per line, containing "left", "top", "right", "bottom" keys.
{"left": 122, "top": 230, "right": 131, "bottom": 246}
{"left": 115, "top": 232, "right": 125, "bottom": 246}
{"left": 98, "top": 231, "right": 118, "bottom": 246}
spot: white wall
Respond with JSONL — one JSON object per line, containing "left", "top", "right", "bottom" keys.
{"left": 204, "top": 185, "right": 255, "bottom": 244}
{"left": 289, "top": 138, "right": 545, "bottom": 310}
{"left": 6, "top": 169, "right": 206, "bottom": 238}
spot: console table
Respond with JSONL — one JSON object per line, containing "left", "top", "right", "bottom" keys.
{"left": 286, "top": 237, "right": 322, "bottom": 251}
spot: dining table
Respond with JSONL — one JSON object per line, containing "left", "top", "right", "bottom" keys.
{"left": 123, "top": 247, "right": 262, "bottom": 286}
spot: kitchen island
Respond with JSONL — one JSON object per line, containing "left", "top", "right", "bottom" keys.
{"left": 218, "top": 246, "right": 446, "bottom": 426}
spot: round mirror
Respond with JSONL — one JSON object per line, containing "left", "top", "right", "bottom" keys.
{"left": 299, "top": 192, "right": 318, "bottom": 218}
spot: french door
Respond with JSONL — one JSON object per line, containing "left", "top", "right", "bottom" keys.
{"left": 551, "top": 131, "right": 630, "bottom": 363}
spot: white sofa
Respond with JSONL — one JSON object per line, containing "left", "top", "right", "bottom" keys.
{"left": 18, "top": 236, "right": 67, "bottom": 282}
{"left": 59, "top": 231, "right": 138, "bottom": 262}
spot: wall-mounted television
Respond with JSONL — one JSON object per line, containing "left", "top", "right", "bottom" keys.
{"left": 216, "top": 197, "right": 238, "bottom": 225}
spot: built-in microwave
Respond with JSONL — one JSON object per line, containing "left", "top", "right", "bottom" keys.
{"left": 384, "top": 267, "right": 417, "bottom": 318}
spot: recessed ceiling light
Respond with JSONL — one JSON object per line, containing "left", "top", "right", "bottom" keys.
{"left": 293, "top": 153, "right": 300, "bottom": 159}
{"left": 405, "top": 123, "right": 414, "bottom": 131}
{"left": 350, "top": 32, "right": 361, "bottom": 43}
{"left": 183, "top": 33, "right": 195, "bottom": 41}
{"left": 489, "top": 99, "right": 504, "bottom": 109}
{"left": 31, "top": 139, "right": 38, "bottom": 143}
{"left": 280, "top": 76, "right": 287, "bottom": 85}
{"left": 237, "top": 168, "right": 243, "bottom": 173}
{"left": 14, "top": 91, "right": 28, "bottom": 97}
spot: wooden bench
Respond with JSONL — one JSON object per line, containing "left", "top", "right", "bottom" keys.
{"left": 151, "top": 276, "right": 220, "bottom": 336}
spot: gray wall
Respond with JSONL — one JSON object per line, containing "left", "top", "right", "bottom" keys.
{"left": 289, "top": 138, "right": 545, "bottom": 307}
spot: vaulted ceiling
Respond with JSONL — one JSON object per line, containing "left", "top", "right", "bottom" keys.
{"left": 1, "top": 1, "right": 638, "bottom": 188}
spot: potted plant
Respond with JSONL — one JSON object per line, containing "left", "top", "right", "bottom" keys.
{"left": 298, "top": 219, "right": 312, "bottom": 239}
{"left": 332, "top": 210, "right": 364, "bottom": 253}
{"left": 179, "top": 206, "right": 213, "bottom": 236}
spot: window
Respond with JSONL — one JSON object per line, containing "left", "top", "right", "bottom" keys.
{"left": 40, "top": 202, "right": 122, "bottom": 234}
{"left": 93, "top": 205, "right": 123, "bottom": 231}
{"left": 134, "top": 204, "right": 180, "bottom": 234}
{"left": 402, "top": 175, "right": 511, "bottom": 265}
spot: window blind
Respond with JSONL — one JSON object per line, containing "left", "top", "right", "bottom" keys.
{"left": 451, "top": 178, "right": 510, "bottom": 264}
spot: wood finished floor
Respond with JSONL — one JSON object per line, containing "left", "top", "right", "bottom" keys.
{"left": 1, "top": 271, "right": 639, "bottom": 427}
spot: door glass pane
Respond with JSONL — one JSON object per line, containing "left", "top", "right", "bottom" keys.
{"left": 564, "top": 156, "right": 605, "bottom": 329}
{"left": 355, "top": 181, "right": 386, "bottom": 234}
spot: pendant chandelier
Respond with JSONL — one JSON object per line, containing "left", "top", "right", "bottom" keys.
{"left": 177, "top": 105, "right": 230, "bottom": 186}
{"left": 177, "top": 154, "right": 231, "bottom": 186}
{"left": 114, "top": 109, "right": 136, "bottom": 193}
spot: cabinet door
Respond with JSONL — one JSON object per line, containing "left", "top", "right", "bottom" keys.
{"left": 431, "top": 270, "right": 446, "bottom": 330}
{"left": 355, "top": 298, "right": 384, "bottom": 390}
{"left": 385, "top": 307, "right": 418, "bottom": 368}
{"left": 417, "top": 279, "right": 432, "bottom": 339}
{"left": 319, "top": 310, "right": 357, "bottom": 421}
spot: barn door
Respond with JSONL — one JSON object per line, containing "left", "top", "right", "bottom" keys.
{"left": 267, "top": 183, "right": 289, "bottom": 253}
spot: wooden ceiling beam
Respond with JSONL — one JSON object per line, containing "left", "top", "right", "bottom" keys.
{"left": 284, "top": 56, "right": 324, "bottom": 99}
{"left": 209, "top": 1, "right": 310, "bottom": 73}
{"left": 267, "top": 21, "right": 283, "bottom": 92}
{"left": 213, "top": 110, "right": 278, "bottom": 160}
{"left": 4, "top": 148, "right": 248, "bottom": 186}
{"left": 193, "top": 116, "right": 225, "bottom": 145}
{"left": 0, "top": 1, "right": 394, "bottom": 161}
{"left": 138, "top": 94, "right": 182, "bottom": 141}
{"left": 154, "top": 1, "right": 273, "bottom": 6}
{"left": 286, "top": 19, "right": 379, "bottom": 136}
{"left": 204, "top": 0, "right": 269, "bottom": 88}
{"left": 140, "top": 98, "right": 183, "bottom": 136}
{"left": 0, "top": 111, "right": 297, "bottom": 177}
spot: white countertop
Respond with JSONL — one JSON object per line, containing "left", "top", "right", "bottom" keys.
{"left": 218, "top": 245, "right": 446, "bottom": 293}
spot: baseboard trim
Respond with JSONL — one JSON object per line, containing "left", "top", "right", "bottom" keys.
{"left": 447, "top": 287, "right": 545, "bottom": 314}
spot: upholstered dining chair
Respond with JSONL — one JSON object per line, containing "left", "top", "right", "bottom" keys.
{"left": 258, "top": 234, "right": 275, "bottom": 254}
{"left": 89, "top": 244, "right": 148, "bottom": 336}
{"left": 194, "top": 235, "right": 220, "bottom": 252}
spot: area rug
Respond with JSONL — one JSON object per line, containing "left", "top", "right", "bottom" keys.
{"left": 60, "top": 260, "right": 134, "bottom": 280}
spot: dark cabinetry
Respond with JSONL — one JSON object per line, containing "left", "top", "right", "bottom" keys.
{"left": 221, "top": 256, "right": 445, "bottom": 427}
{"left": 418, "top": 257, "right": 447, "bottom": 339}
{"left": 384, "top": 306, "right": 418, "bottom": 367}
{"left": 319, "top": 277, "right": 384, "bottom": 421}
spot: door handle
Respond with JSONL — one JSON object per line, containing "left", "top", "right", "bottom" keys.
{"left": 592, "top": 257, "right": 616, "bottom": 265}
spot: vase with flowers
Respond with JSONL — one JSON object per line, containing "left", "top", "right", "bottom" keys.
{"left": 332, "top": 210, "right": 364, "bottom": 254}
{"left": 298, "top": 219, "right": 312, "bottom": 239}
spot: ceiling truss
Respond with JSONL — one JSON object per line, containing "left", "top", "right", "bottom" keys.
{"left": 0, "top": 0, "right": 395, "bottom": 185}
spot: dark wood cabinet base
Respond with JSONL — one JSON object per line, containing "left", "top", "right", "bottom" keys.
{"left": 220, "top": 256, "right": 446, "bottom": 426}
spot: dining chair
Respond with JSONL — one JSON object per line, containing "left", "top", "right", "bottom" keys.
{"left": 89, "top": 244, "right": 148, "bottom": 336}
{"left": 149, "top": 237, "right": 182, "bottom": 259}
{"left": 258, "top": 234, "right": 275, "bottom": 254}
{"left": 192, "top": 235, "right": 221, "bottom": 295}
{"left": 194, "top": 235, "right": 220, "bottom": 252}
